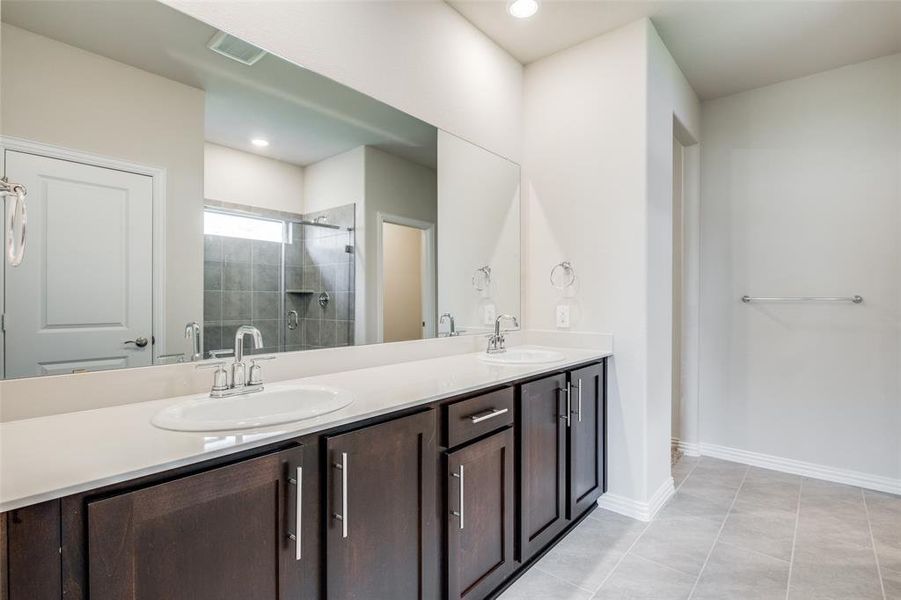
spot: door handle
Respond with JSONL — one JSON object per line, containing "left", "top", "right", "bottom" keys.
{"left": 1, "top": 178, "right": 27, "bottom": 267}
{"left": 333, "top": 452, "right": 348, "bottom": 538}
{"left": 565, "top": 383, "right": 572, "bottom": 428}
{"left": 124, "top": 336, "right": 149, "bottom": 348}
{"left": 450, "top": 464, "right": 464, "bottom": 530}
{"left": 288, "top": 466, "right": 302, "bottom": 560}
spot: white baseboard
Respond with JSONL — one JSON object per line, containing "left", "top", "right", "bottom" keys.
{"left": 671, "top": 437, "right": 701, "bottom": 457}
{"left": 597, "top": 477, "right": 675, "bottom": 522}
{"left": 699, "top": 442, "right": 901, "bottom": 496}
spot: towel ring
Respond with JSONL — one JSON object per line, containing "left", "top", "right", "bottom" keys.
{"left": 550, "top": 261, "right": 576, "bottom": 290}
{"left": 472, "top": 265, "right": 491, "bottom": 292}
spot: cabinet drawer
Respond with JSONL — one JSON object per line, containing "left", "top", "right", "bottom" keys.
{"left": 445, "top": 387, "right": 514, "bottom": 448}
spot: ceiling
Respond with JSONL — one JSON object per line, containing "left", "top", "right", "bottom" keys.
{"left": 447, "top": 0, "right": 901, "bottom": 99}
{"left": 2, "top": 0, "right": 438, "bottom": 167}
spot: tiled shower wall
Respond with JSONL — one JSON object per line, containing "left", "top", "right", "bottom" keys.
{"left": 203, "top": 202, "right": 355, "bottom": 357}
{"left": 203, "top": 235, "right": 283, "bottom": 356}
{"left": 285, "top": 204, "right": 355, "bottom": 352}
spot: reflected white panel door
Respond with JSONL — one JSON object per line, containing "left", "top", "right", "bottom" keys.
{"left": 4, "top": 150, "right": 153, "bottom": 378}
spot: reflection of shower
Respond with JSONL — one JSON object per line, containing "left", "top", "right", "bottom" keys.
{"left": 291, "top": 217, "right": 341, "bottom": 230}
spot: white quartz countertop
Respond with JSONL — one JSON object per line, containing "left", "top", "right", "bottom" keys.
{"left": 0, "top": 347, "right": 610, "bottom": 512}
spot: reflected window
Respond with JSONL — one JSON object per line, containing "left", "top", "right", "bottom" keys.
{"left": 203, "top": 210, "right": 286, "bottom": 243}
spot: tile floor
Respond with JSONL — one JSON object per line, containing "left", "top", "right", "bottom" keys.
{"left": 499, "top": 456, "right": 901, "bottom": 600}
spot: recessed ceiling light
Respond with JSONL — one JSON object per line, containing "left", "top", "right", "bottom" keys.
{"left": 507, "top": 0, "right": 539, "bottom": 19}
{"left": 251, "top": 138, "right": 270, "bottom": 148}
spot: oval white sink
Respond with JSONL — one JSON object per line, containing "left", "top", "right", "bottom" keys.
{"left": 152, "top": 383, "right": 354, "bottom": 432}
{"left": 478, "top": 347, "right": 565, "bottom": 365}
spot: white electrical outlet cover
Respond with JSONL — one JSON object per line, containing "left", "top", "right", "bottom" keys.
{"left": 556, "top": 304, "right": 571, "bottom": 328}
{"left": 484, "top": 304, "right": 496, "bottom": 325}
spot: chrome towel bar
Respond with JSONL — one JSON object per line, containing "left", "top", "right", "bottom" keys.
{"left": 741, "top": 295, "right": 863, "bottom": 304}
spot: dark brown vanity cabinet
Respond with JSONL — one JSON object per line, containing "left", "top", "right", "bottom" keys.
{"left": 517, "top": 362, "right": 607, "bottom": 563}
{"left": 446, "top": 427, "right": 515, "bottom": 600}
{"left": 1, "top": 359, "right": 607, "bottom": 600}
{"left": 324, "top": 409, "right": 439, "bottom": 600}
{"left": 517, "top": 373, "right": 569, "bottom": 562}
{"left": 567, "top": 362, "right": 606, "bottom": 518}
{"left": 85, "top": 445, "right": 310, "bottom": 600}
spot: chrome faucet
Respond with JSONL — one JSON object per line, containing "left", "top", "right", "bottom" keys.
{"left": 232, "top": 325, "right": 262, "bottom": 391}
{"left": 439, "top": 313, "right": 458, "bottom": 337}
{"left": 487, "top": 314, "right": 518, "bottom": 354}
{"left": 184, "top": 321, "right": 202, "bottom": 362}
{"left": 205, "top": 325, "right": 275, "bottom": 398}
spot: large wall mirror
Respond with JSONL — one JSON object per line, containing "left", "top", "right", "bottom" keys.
{"left": 0, "top": 0, "right": 521, "bottom": 379}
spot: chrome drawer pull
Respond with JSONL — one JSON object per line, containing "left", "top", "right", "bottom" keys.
{"left": 333, "top": 452, "right": 348, "bottom": 539}
{"left": 576, "top": 378, "right": 583, "bottom": 423}
{"left": 288, "top": 466, "right": 302, "bottom": 560}
{"left": 469, "top": 407, "right": 509, "bottom": 424}
{"left": 450, "top": 465, "right": 464, "bottom": 530}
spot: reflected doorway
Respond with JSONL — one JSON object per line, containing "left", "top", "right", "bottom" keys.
{"left": 377, "top": 215, "right": 436, "bottom": 343}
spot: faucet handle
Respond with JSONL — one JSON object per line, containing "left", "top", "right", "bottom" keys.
{"left": 196, "top": 361, "right": 230, "bottom": 392}
{"left": 247, "top": 356, "right": 275, "bottom": 386}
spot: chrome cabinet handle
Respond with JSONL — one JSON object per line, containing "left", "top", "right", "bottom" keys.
{"left": 124, "top": 336, "right": 149, "bottom": 348}
{"left": 565, "top": 383, "right": 572, "bottom": 428}
{"left": 577, "top": 378, "right": 583, "bottom": 423}
{"left": 469, "top": 407, "right": 509, "bottom": 424}
{"left": 288, "top": 465, "right": 302, "bottom": 560}
{"left": 333, "top": 452, "right": 348, "bottom": 538}
{"left": 450, "top": 465, "right": 464, "bottom": 530}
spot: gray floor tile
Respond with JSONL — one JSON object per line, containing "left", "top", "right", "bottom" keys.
{"left": 498, "top": 567, "right": 593, "bottom": 600}
{"left": 691, "top": 541, "right": 790, "bottom": 600}
{"left": 537, "top": 510, "right": 645, "bottom": 591}
{"left": 657, "top": 489, "right": 733, "bottom": 524}
{"left": 788, "top": 558, "right": 883, "bottom": 600}
{"left": 883, "top": 566, "right": 901, "bottom": 600}
{"left": 801, "top": 478, "right": 865, "bottom": 507}
{"left": 592, "top": 554, "right": 694, "bottom": 600}
{"left": 866, "top": 490, "right": 901, "bottom": 572}
{"left": 719, "top": 504, "right": 797, "bottom": 561}
{"left": 672, "top": 456, "right": 700, "bottom": 488}
{"left": 631, "top": 513, "right": 722, "bottom": 577}
{"left": 734, "top": 471, "right": 801, "bottom": 513}
{"left": 678, "top": 464, "right": 747, "bottom": 507}
{"left": 744, "top": 467, "right": 802, "bottom": 485}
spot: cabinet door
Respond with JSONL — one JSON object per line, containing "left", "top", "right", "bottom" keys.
{"left": 447, "top": 428, "right": 514, "bottom": 600}
{"left": 518, "top": 373, "right": 568, "bottom": 562}
{"left": 568, "top": 362, "right": 606, "bottom": 519}
{"left": 325, "top": 410, "right": 438, "bottom": 599}
{"left": 87, "top": 446, "right": 307, "bottom": 600}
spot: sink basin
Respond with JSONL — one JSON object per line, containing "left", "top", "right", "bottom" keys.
{"left": 478, "top": 347, "right": 565, "bottom": 365}
{"left": 152, "top": 383, "right": 354, "bottom": 432}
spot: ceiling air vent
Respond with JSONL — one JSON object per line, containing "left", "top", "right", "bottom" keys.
{"left": 207, "top": 31, "right": 267, "bottom": 66}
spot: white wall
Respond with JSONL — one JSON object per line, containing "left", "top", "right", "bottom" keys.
{"left": 163, "top": 0, "right": 523, "bottom": 163}
{"left": 437, "top": 131, "right": 521, "bottom": 332}
{"left": 1, "top": 23, "right": 205, "bottom": 358}
{"left": 699, "top": 53, "right": 901, "bottom": 484}
{"left": 204, "top": 143, "right": 304, "bottom": 213}
{"left": 672, "top": 138, "right": 684, "bottom": 439}
{"left": 645, "top": 25, "right": 701, "bottom": 495}
{"left": 523, "top": 19, "right": 699, "bottom": 512}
